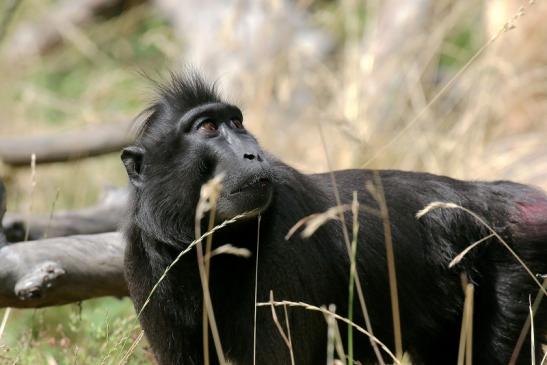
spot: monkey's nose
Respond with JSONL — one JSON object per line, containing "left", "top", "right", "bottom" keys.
{"left": 243, "top": 153, "right": 263, "bottom": 162}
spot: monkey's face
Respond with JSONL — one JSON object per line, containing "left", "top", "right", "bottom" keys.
{"left": 122, "top": 102, "right": 273, "bottom": 240}
{"left": 186, "top": 102, "right": 274, "bottom": 221}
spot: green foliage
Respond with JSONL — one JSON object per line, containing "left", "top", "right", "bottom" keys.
{"left": 0, "top": 298, "right": 149, "bottom": 364}
{"left": 439, "top": 14, "right": 483, "bottom": 69}
{"left": 0, "top": 2, "right": 176, "bottom": 128}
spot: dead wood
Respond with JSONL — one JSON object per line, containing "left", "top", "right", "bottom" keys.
{"left": 3, "top": 187, "right": 128, "bottom": 242}
{"left": 0, "top": 232, "right": 127, "bottom": 308}
{"left": 0, "top": 120, "right": 134, "bottom": 167}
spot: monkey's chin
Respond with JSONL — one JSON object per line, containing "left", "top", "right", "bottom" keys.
{"left": 215, "top": 185, "right": 273, "bottom": 221}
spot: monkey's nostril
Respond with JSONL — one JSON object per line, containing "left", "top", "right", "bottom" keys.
{"left": 244, "top": 153, "right": 255, "bottom": 160}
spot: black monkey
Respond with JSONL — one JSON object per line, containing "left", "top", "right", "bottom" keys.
{"left": 122, "top": 72, "right": 547, "bottom": 365}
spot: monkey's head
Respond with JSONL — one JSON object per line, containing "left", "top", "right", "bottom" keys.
{"left": 121, "top": 73, "right": 273, "bottom": 245}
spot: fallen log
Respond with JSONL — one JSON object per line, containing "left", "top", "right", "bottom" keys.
{"left": 3, "top": 187, "right": 128, "bottom": 241}
{"left": 0, "top": 180, "right": 127, "bottom": 308}
{"left": 0, "top": 232, "right": 127, "bottom": 308}
{"left": 0, "top": 120, "right": 134, "bottom": 167}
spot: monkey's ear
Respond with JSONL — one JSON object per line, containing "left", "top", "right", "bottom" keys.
{"left": 122, "top": 146, "right": 145, "bottom": 188}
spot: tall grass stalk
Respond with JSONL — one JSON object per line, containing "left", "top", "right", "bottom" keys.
{"left": 200, "top": 185, "right": 220, "bottom": 365}
{"left": 465, "top": 283, "right": 474, "bottom": 365}
{"left": 194, "top": 177, "right": 225, "bottom": 365}
{"left": 253, "top": 215, "right": 262, "bottom": 365}
{"left": 117, "top": 330, "right": 144, "bottom": 365}
{"left": 258, "top": 299, "right": 401, "bottom": 365}
{"left": 0, "top": 308, "right": 12, "bottom": 340}
{"left": 322, "top": 305, "right": 347, "bottom": 363}
{"left": 43, "top": 188, "right": 61, "bottom": 239}
{"left": 283, "top": 304, "right": 294, "bottom": 364}
{"left": 510, "top": 277, "right": 547, "bottom": 365}
{"left": 457, "top": 278, "right": 468, "bottom": 365}
{"left": 530, "top": 296, "right": 536, "bottom": 365}
{"left": 370, "top": 173, "right": 403, "bottom": 359}
{"left": 318, "top": 122, "right": 385, "bottom": 365}
{"left": 266, "top": 291, "right": 295, "bottom": 365}
{"left": 417, "top": 202, "right": 547, "bottom": 297}
{"left": 195, "top": 240, "right": 225, "bottom": 365}
{"left": 347, "top": 192, "right": 359, "bottom": 364}
{"left": 449, "top": 233, "right": 496, "bottom": 268}
{"left": 456, "top": 279, "right": 474, "bottom": 365}
{"left": 24, "top": 153, "right": 37, "bottom": 242}
{"left": 326, "top": 304, "right": 336, "bottom": 365}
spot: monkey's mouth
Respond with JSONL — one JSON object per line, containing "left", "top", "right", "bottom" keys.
{"left": 229, "top": 177, "right": 272, "bottom": 195}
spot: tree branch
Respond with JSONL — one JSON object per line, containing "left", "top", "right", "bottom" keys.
{"left": 2, "top": 187, "right": 128, "bottom": 242}
{"left": 0, "top": 232, "right": 127, "bottom": 308}
{"left": 0, "top": 120, "right": 134, "bottom": 167}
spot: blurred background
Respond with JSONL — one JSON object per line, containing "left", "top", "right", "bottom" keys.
{"left": 0, "top": 0, "right": 545, "bottom": 363}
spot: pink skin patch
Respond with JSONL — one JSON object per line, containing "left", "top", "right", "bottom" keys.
{"left": 516, "top": 198, "right": 547, "bottom": 238}
{"left": 521, "top": 203, "right": 547, "bottom": 224}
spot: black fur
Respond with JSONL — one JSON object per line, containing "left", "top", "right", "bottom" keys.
{"left": 122, "top": 72, "right": 547, "bottom": 365}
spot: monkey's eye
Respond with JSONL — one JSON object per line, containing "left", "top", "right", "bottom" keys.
{"left": 230, "top": 119, "right": 244, "bottom": 129}
{"left": 198, "top": 120, "right": 218, "bottom": 133}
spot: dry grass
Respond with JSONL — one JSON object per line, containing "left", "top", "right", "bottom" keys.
{"left": 0, "top": 0, "right": 546, "bottom": 363}
{"left": 2, "top": 0, "right": 546, "bottom": 211}
{"left": 417, "top": 201, "right": 547, "bottom": 297}
{"left": 418, "top": 200, "right": 547, "bottom": 364}
{"left": 257, "top": 299, "right": 402, "bottom": 365}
